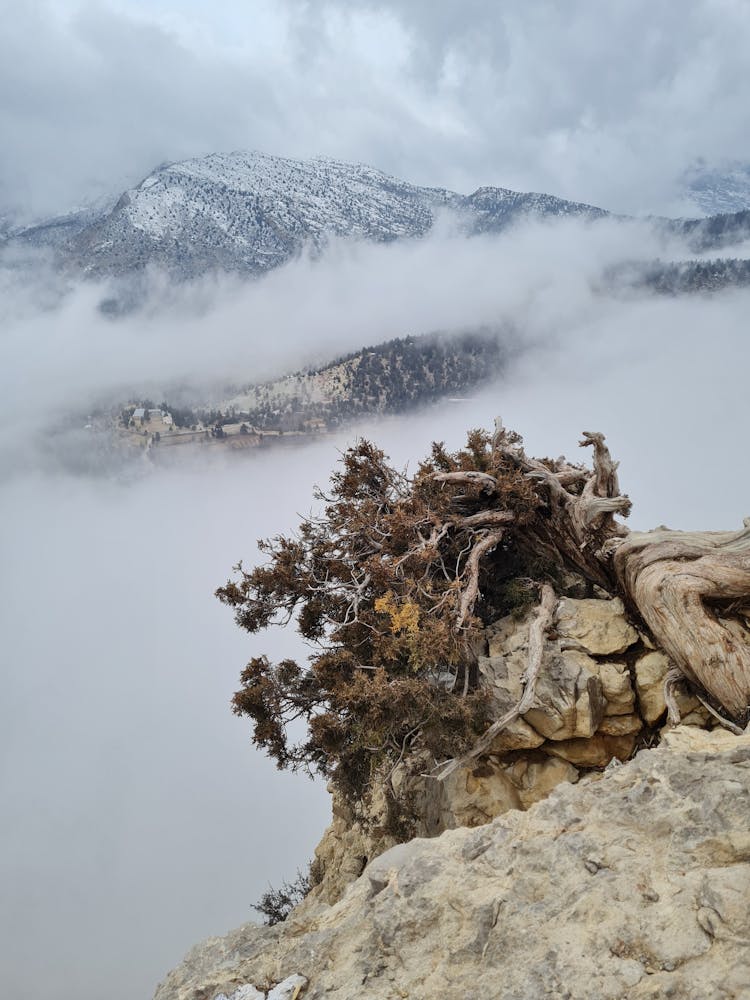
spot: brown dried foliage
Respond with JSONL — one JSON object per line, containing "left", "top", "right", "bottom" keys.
{"left": 216, "top": 433, "right": 553, "bottom": 806}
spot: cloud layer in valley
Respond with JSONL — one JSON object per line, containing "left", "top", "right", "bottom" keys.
{"left": 3, "top": 0, "right": 750, "bottom": 219}
{"left": 0, "top": 212, "right": 693, "bottom": 476}
{"left": 1, "top": 218, "right": 750, "bottom": 1000}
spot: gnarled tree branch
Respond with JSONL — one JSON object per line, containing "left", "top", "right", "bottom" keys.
{"left": 436, "top": 583, "right": 557, "bottom": 779}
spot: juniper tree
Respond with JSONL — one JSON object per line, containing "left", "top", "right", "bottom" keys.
{"left": 218, "top": 421, "right": 750, "bottom": 810}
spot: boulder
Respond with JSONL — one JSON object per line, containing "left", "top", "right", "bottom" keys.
{"left": 597, "top": 713, "right": 643, "bottom": 736}
{"left": 420, "top": 753, "right": 579, "bottom": 834}
{"left": 478, "top": 653, "right": 545, "bottom": 751}
{"left": 500, "top": 755, "right": 579, "bottom": 809}
{"left": 588, "top": 659, "right": 636, "bottom": 716}
{"left": 556, "top": 596, "right": 639, "bottom": 655}
{"left": 488, "top": 717, "right": 546, "bottom": 753}
{"left": 634, "top": 651, "right": 669, "bottom": 723}
{"left": 486, "top": 610, "right": 532, "bottom": 658}
{"left": 436, "top": 760, "right": 522, "bottom": 830}
{"left": 477, "top": 652, "right": 524, "bottom": 701}
{"left": 215, "top": 977, "right": 308, "bottom": 1000}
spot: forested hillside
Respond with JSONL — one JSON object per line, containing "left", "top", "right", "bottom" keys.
{"left": 149, "top": 329, "right": 510, "bottom": 436}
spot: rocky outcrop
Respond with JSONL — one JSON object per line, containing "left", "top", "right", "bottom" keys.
{"left": 484, "top": 597, "right": 641, "bottom": 745}
{"left": 305, "top": 784, "right": 399, "bottom": 908}
{"left": 153, "top": 728, "right": 750, "bottom": 1000}
{"left": 153, "top": 595, "right": 735, "bottom": 1000}
{"left": 306, "top": 595, "right": 718, "bottom": 908}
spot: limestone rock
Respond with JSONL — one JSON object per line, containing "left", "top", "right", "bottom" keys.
{"left": 154, "top": 730, "right": 750, "bottom": 1000}
{"left": 484, "top": 610, "right": 613, "bottom": 742}
{"left": 436, "top": 760, "right": 522, "bottom": 829}
{"left": 215, "top": 976, "right": 308, "bottom": 1000}
{"left": 486, "top": 610, "right": 532, "bottom": 658}
{"left": 523, "top": 649, "right": 605, "bottom": 740}
{"left": 660, "top": 725, "right": 738, "bottom": 753}
{"left": 306, "top": 787, "right": 397, "bottom": 906}
{"left": 597, "top": 713, "right": 643, "bottom": 736}
{"left": 216, "top": 987, "right": 264, "bottom": 1000}
{"left": 267, "top": 976, "right": 308, "bottom": 1000}
{"left": 635, "top": 651, "right": 700, "bottom": 724}
{"left": 543, "top": 732, "right": 637, "bottom": 767}
{"left": 556, "top": 596, "right": 639, "bottom": 655}
{"left": 430, "top": 754, "right": 579, "bottom": 831}
{"left": 634, "top": 651, "right": 670, "bottom": 723}
{"left": 588, "top": 659, "right": 636, "bottom": 716}
{"left": 680, "top": 706, "right": 714, "bottom": 728}
{"left": 477, "top": 651, "right": 524, "bottom": 705}
{"left": 478, "top": 653, "right": 545, "bottom": 752}
{"left": 500, "top": 754, "right": 579, "bottom": 808}
{"left": 487, "top": 716, "right": 545, "bottom": 753}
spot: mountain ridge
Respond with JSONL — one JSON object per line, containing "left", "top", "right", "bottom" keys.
{"left": 4, "top": 150, "right": 608, "bottom": 279}
{"left": 4, "top": 150, "right": 750, "bottom": 289}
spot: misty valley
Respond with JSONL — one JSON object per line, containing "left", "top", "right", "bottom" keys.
{"left": 6, "top": 149, "right": 750, "bottom": 488}
{"left": 3, "top": 146, "right": 750, "bottom": 1000}
{"left": 63, "top": 329, "right": 510, "bottom": 476}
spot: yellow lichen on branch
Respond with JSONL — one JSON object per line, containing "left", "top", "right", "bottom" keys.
{"left": 375, "top": 591, "right": 421, "bottom": 635}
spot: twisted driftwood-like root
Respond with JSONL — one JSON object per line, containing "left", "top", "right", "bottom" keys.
{"left": 437, "top": 583, "right": 557, "bottom": 780}
{"left": 615, "top": 525, "right": 750, "bottom": 721}
{"left": 455, "top": 529, "right": 506, "bottom": 631}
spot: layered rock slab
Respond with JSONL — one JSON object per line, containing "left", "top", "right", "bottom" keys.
{"left": 153, "top": 729, "right": 750, "bottom": 1000}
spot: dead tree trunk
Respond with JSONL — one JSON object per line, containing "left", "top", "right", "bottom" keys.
{"left": 614, "top": 525, "right": 750, "bottom": 719}
{"left": 439, "top": 424, "right": 750, "bottom": 727}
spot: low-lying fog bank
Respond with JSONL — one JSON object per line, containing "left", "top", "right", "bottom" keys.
{"left": 1, "top": 220, "right": 749, "bottom": 1000}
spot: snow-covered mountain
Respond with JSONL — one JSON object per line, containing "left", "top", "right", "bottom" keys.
{"left": 6, "top": 151, "right": 607, "bottom": 279}
{"left": 8, "top": 150, "right": 750, "bottom": 287}
{"left": 683, "top": 162, "right": 750, "bottom": 216}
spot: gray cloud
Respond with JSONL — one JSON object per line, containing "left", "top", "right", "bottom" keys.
{"left": 3, "top": 1, "right": 750, "bottom": 219}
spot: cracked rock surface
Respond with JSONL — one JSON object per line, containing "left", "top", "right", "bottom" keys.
{"left": 153, "top": 728, "right": 750, "bottom": 1000}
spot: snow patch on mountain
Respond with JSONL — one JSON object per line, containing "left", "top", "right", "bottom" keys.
{"left": 683, "top": 161, "right": 750, "bottom": 216}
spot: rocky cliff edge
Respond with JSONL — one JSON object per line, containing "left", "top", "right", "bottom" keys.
{"left": 154, "top": 726, "right": 750, "bottom": 1000}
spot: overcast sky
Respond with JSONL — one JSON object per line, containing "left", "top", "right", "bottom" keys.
{"left": 3, "top": 0, "right": 750, "bottom": 218}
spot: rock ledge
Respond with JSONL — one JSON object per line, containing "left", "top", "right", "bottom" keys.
{"left": 154, "top": 728, "right": 750, "bottom": 1000}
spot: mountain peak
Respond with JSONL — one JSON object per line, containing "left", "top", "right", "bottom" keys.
{"left": 6, "top": 150, "right": 608, "bottom": 280}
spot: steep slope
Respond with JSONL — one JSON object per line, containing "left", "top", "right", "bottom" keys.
{"left": 465, "top": 184, "right": 608, "bottom": 233}
{"left": 4, "top": 192, "right": 120, "bottom": 250}
{"left": 153, "top": 727, "right": 750, "bottom": 1000}
{"left": 218, "top": 329, "right": 510, "bottom": 431}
